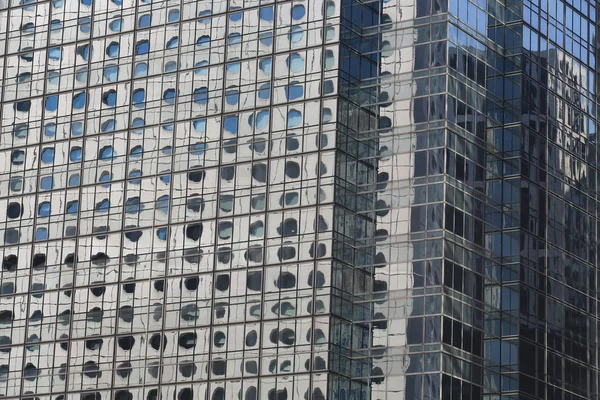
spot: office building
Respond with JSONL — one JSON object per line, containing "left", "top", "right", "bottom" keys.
{"left": 0, "top": 0, "right": 598, "bottom": 398}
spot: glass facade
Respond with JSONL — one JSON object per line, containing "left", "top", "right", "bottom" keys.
{"left": 0, "top": 0, "right": 598, "bottom": 398}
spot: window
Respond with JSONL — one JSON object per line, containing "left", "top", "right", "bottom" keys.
{"left": 104, "top": 65, "right": 119, "bottom": 81}
{"left": 166, "top": 36, "right": 179, "bottom": 49}
{"left": 135, "top": 40, "right": 149, "bottom": 55}
{"left": 44, "top": 123, "right": 56, "bottom": 137}
{"left": 41, "top": 148, "right": 55, "bottom": 163}
{"left": 45, "top": 96, "right": 58, "bottom": 112}
{"left": 99, "top": 146, "right": 116, "bottom": 160}
{"left": 109, "top": 18, "right": 122, "bottom": 32}
{"left": 163, "top": 89, "right": 177, "bottom": 104}
{"left": 292, "top": 4, "right": 305, "bottom": 19}
{"left": 72, "top": 92, "right": 86, "bottom": 109}
{"left": 67, "top": 201, "right": 79, "bottom": 214}
{"left": 11, "top": 150, "right": 24, "bottom": 165}
{"left": 225, "top": 88, "right": 239, "bottom": 105}
{"left": 96, "top": 199, "right": 110, "bottom": 212}
{"left": 134, "top": 63, "right": 148, "bottom": 77}
{"left": 259, "top": 7, "right": 273, "bottom": 21}
{"left": 132, "top": 89, "right": 145, "bottom": 107}
{"left": 103, "top": 90, "right": 117, "bottom": 106}
{"left": 14, "top": 100, "right": 31, "bottom": 112}
{"left": 196, "top": 36, "right": 211, "bottom": 47}
{"left": 138, "top": 14, "right": 151, "bottom": 28}
{"left": 72, "top": 121, "right": 83, "bottom": 136}
{"left": 13, "top": 124, "right": 28, "bottom": 139}
{"left": 70, "top": 147, "right": 82, "bottom": 162}
{"left": 40, "top": 177, "right": 53, "bottom": 190}
{"left": 258, "top": 83, "right": 271, "bottom": 99}
{"left": 168, "top": 9, "right": 180, "bottom": 22}
{"left": 286, "top": 53, "right": 304, "bottom": 72}
{"left": 193, "top": 88, "right": 208, "bottom": 105}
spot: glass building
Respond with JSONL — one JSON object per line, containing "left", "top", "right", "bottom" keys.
{"left": 0, "top": 0, "right": 598, "bottom": 398}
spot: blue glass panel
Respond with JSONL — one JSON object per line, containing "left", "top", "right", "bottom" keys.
{"left": 130, "top": 146, "right": 144, "bottom": 158}
{"left": 104, "top": 65, "right": 119, "bottom": 81}
{"left": 258, "top": 83, "right": 271, "bottom": 99}
{"left": 195, "top": 60, "right": 209, "bottom": 75}
{"left": 11, "top": 151, "right": 24, "bottom": 165}
{"left": 193, "top": 119, "right": 206, "bottom": 132}
{"left": 134, "top": 63, "right": 148, "bottom": 77}
{"left": 193, "top": 88, "right": 208, "bottom": 105}
{"left": 129, "top": 170, "right": 142, "bottom": 184}
{"left": 36, "top": 228, "right": 48, "bottom": 241}
{"left": 77, "top": 44, "right": 91, "bottom": 61}
{"left": 156, "top": 228, "right": 167, "bottom": 240}
{"left": 47, "top": 71, "right": 60, "bottom": 85}
{"left": 288, "top": 110, "right": 302, "bottom": 127}
{"left": 17, "top": 72, "right": 31, "bottom": 82}
{"left": 96, "top": 200, "right": 110, "bottom": 212}
{"left": 67, "top": 201, "right": 79, "bottom": 214}
{"left": 48, "top": 47, "right": 62, "bottom": 60}
{"left": 196, "top": 36, "right": 211, "bottom": 47}
{"left": 125, "top": 197, "right": 143, "bottom": 214}
{"left": 248, "top": 110, "right": 269, "bottom": 130}
{"left": 224, "top": 116, "right": 238, "bottom": 134}
{"left": 286, "top": 53, "right": 304, "bottom": 72}
{"left": 133, "top": 89, "right": 145, "bottom": 107}
{"left": 228, "top": 33, "right": 242, "bottom": 45}
{"left": 40, "top": 177, "right": 54, "bottom": 190}
{"left": 103, "top": 90, "right": 117, "bottom": 106}
{"left": 225, "top": 89, "right": 239, "bottom": 105}
{"left": 99, "top": 172, "right": 112, "bottom": 187}
{"left": 292, "top": 4, "right": 305, "bottom": 19}
{"left": 136, "top": 40, "right": 149, "bottom": 54}
{"left": 101, "top": 119, "right": 116, "bottom": 132}
{"left": 13, "top": 124, "right": 28, "bottom": 139}
{"left": 139, "top": 14, "right": 151, "bottom": 28}
{"left": 53, "top": 0, "right": 63, "bottom": 8}
{"left": 163, "top": 89, "right": 177, "bottom": 104}
{"left": 41, "top": 148, "right": 55, "bottom": 163}
{"left": 38, "top": 203, "right": 51, "bottom": 217}
{"left": 160, "top": 175, "right": 171, "bottom": 184}
{"left": 132, "top": 118, "right": 145, "bottom": 134}
{"left": 14, "top": 101, "right": 31, "bottom": 112}
{"left": 156, "top": 195, "right": 170, "bottom": 213}
{"left": 76, "top": 67, "right": 88, "bottom": 83}
{"left": 259, "top": 32, "right": 273, "bottom": 46}
{"left": 79, "top": 17, "right": 90, "bottom": 32}
{"left": 51, "top": 19, "right": 63, "bottom": 31}
{"left": 230, "top": 11, "right": 242, "bottom": 21}
{"left": 72, "top": 92, "right": 86, "bottom": 109}
{"left": 166, "top": 36, "right": 179, "bottom": 49}
{"left": 109, "top": 18, "right": 122, "bottom": 31}
{"left": 197, "top": 10, "right": 211, "bottom": 23}
{"left": 45, "top": 96, "right": 58, "bottom": 112}
{"left": 72, "top": 122, "right": 83, "bottom": 136}
{"left": 99, "top": 146, "right": 116, "bottom": 160}
{"left": 285, "top": 83, "right": 303, "bottom": 100}
{"left": 226, "top": 60, "right": 240, "bottom": 73}
{"left": 288, "top": 26, "right": 304, "bottom": 43}
{"left": 165, "top": 61, "right": 177, "bottom": 72}
{"left": 68, "top": 174, "right": 80, "bottom": 186}
{"left": 161, "top": 147, "right": 172, "bottom": 155}
{"left": 259, "top": 7, "right": 274, "bottom": 21}
{"left": 20, "top": 49, "right": 34, "bottom": 62}
{"left": 168, "top": 9, "right": 180, "bottom": 22}
{"left": 190, "top": 143, "right": 207, "bottom": 155}
{"left": 259, "top": 58, "right": 272, "bottom": 74}
{"left": 106, "top": 42, "right": 119, "bottom": 58}
{"left": 70, "top": 147, "right": 82, "bottom": 162}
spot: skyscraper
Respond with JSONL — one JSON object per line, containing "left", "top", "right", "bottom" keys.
{"left": 0, "top": 0, "right": 598, "bottom": 398}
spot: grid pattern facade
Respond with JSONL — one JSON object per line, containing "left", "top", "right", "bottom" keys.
{"left": 0, "top": 0, "right": 599, "bottom": 398}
